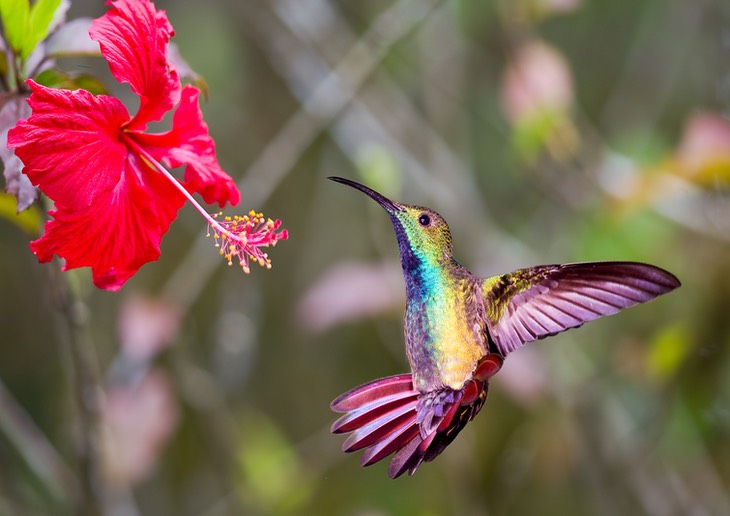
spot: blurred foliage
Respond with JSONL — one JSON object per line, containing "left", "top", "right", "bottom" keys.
{"left": 1, "top": 0, "right": 729, "bottom": 514}
{"left": 0, "top": 193, "right": 41, "bottom": 235}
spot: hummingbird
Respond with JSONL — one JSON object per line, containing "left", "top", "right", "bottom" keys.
{"left": 328, "top": 176, "right": 680, "bottom": 479}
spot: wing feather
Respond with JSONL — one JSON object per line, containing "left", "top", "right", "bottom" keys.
{"left": 530, "top": 303, "right": 567, "bottom": 333}
{"left": 483, "top": 262, "right": 680, "bottom": 356}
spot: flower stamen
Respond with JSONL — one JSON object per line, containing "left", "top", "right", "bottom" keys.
{"left": 208, "top": 212, "right": 288, "bottom": 273}
{"left": 122, "top": 133, "right": 288, "bottom": 274}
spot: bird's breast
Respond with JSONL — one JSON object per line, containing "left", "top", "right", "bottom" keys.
{"left": 404, "top": 275, "right": 488, "bottom": 391}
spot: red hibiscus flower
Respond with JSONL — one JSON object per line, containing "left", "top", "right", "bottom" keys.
{"left": 8, "top": 0, "right": 286, "bottom": 291}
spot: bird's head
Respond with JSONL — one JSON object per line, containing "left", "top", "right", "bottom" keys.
{"left": 329, "top": 177, "right": 453, "bottom": 266}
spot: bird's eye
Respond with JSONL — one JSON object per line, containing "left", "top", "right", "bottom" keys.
{"left": 418, "top": 213, "right": 431, "bottom": 226}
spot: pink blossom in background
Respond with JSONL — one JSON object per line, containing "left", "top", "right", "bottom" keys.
{"left": 677, "top": 112, "right": 730, "bottom": 172}
{"left": 118, "top": 296, "right": 180, "bottom": 363}
{"left": 297, "top": 262, "right": 404, "bottom": 333}
{"left": 501, "top": 40, "right": 574, "bottom": 124}
{"left": 102, "top": 369, "right": 178, "bottom": 487}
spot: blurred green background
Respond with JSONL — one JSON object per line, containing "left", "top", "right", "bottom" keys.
{"left": 2, "top": 0, "right": 730, "bottom": 514}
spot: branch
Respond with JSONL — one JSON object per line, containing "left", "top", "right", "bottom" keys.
{"left": 48, "top": 262, "right": 105, "bottom": 516}
{"left": 0, "top": 378, "right": 78, "bottom": 502}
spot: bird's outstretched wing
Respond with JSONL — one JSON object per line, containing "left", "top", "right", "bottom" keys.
{"left": 482, "top": 261, "right": 680, "bottom": 357}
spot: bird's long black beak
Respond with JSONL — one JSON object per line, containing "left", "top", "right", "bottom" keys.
{"left": 328, "top": 176, "right": 403, "bottom": 213}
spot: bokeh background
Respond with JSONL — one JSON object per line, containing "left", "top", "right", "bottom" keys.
{"left": 2, "top": 0, "right": 730, "bottom": 514}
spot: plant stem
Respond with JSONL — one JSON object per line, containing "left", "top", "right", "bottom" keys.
{"left": 0, "top": 378, "right": 78, "bottom": 503}
{"left": 49, "top": 262, "right": 105, "bottom": 516}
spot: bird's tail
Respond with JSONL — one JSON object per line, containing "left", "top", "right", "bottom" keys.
{"left": 331, "top": 354, "right": 503, "bottom": 478}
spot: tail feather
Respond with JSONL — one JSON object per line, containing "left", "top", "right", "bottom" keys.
{"left": 331, "top": 355, "right": 504, "bottom": 478}
{"left": 330, "top": 374, "right": 413, "bottom": 412}
{"left": 387, "top": 385, "right": 486, "bottom": 478}
{"left": 342, "top": 403, "right": 416, "bottom": 452}
{"left": 331, "top": 388, "right": 418, "bottom": 434}
{"left": 387, "top": 433, "right": 425, "bottom": 478}
{"left": 360, "top": 414, "right": 420, "bottom": 466}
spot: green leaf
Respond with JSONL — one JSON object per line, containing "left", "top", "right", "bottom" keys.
{"left": 0, "top": 0, "right": 30, "bottom": 55}
{"left": 0, "top": 0, "right": 64, "bottom": 61}
{"left": 0, "top": 193, "right": 42, "bottom": 235}
{"left": 22, "top": 0, "right": 62, "bottom": 59}
{"left": 33, "top": 67, "right": 70, "bottom": 88}
{"left": 72, "top": 74, "right": 107, "bottom": 95}
{"left": 35, "top": 68, "right": 107, "bottom": 94}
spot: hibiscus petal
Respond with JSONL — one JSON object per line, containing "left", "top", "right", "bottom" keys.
{"left": 8, "top": 80, "right": 129, "bottom": 208}
{"left": 30, "top": 153, "right": 185, "bottom": 291}
{"left": 89, "top": 0, "right": 180, "bottom": 130}
{"left": 135, "top": 85, "right": 240, "bottom": 207}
